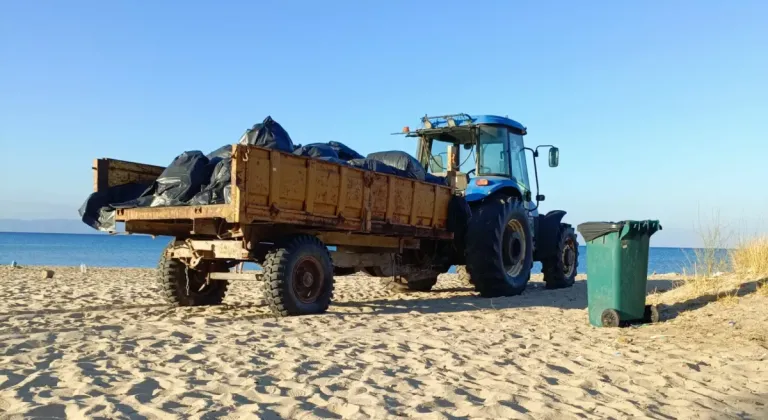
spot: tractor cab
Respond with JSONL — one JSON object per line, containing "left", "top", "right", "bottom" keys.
{"left": 407, "top": 114, "right": 559, "bottom": 205}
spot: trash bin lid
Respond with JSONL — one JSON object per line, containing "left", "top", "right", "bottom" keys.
{"left": 577, "top": 220, "right": 662, "bottom": 242}
{"left": 577, "top": 222, "right": 624, "bottom": 242}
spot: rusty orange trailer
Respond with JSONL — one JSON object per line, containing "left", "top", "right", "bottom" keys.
{"left": 93, "top": 144, "right": 459, "bottom": 316}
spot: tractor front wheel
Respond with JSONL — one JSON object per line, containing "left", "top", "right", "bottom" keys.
{"left": 465, "top": 196, "right": 533, "bottom": 297}
{"left": 542, "top": 224, "right": 579, "bottom": 289}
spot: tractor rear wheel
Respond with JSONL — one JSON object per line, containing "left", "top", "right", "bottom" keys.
{"left": 157, "top": 241, "right": 229, "bottom": 306}
{"left": 465, "top": 196, "right": 533, "bottom": 297}
{"left": 542, "top": 224, "right": 579, "bottom": 289}
{"left": 262, "top": 235, "right": 334, "bottom": 317}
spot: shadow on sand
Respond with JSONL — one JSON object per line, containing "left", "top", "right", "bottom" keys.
{"left": 0, "top": 303, "right": 169, "bottom": 317}
{"left": 658, "top": 278, "right": 767, "bottom": 321}
{"left": 330, "top": 278, "right": 681, "bottom": 316}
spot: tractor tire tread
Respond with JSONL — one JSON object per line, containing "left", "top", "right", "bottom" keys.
{"left": 542, "top": 224, "right": 579, "bottom": 289}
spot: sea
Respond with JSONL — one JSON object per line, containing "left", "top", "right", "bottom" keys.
{"left": 0, "top": 232, "right": 706, "bottom": 275}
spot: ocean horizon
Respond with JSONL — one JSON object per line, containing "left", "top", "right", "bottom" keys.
{"left": 0, "top": 231, "right": 719, "bottom": 275}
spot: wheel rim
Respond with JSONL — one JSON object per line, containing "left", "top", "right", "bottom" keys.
{"left": 562, "top": 237, "right": 577, "bottom": 277}
{"left": 292, "top": 256, "right": 324, "bottom": 303}
{"left": 503, "top": 220, "right": 526, "bottom": 277}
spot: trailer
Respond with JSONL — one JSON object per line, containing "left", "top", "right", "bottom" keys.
{"left": 93, "top": 144, "right": 459, "bottom": 316}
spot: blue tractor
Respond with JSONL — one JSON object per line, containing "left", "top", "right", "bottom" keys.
{"left": 409, "top": 113, "right": 579, "bottom": 297}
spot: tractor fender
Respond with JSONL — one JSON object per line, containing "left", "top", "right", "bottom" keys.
{"left": 533, "top": 210, "right": 568, "bottom": 261}
{"left": 464, "top": 178, "right": 523, "bottom": 204}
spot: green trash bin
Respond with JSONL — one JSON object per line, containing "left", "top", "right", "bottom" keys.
{"left": 577, "top": 220, "right": 662, "bottom": 327}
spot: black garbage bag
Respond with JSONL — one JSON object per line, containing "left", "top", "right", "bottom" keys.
{"left": 189, "top": 157, "right": 232, "bottom": 205}
{"left": 347, "top": 158, "right": 410, "bottom": 178}
{"left": 206, "top": 144, "right": 233, "bottom": 160}
{"left": 78, "top": 182, "right": 151, "bottom": 231}
{"left": 425, "top": 173, "right": 449, "bottom": 186}
{"left": 317, "top": 156, "right": 350, "bottom": 166}
{"left": 366, "top": 151, "right": 426, "bottom": 181}
{"left": 328, "top": 141, "right": 364, "bottom": 160}
{"left": 293, "top": 143, "right": 339, "bottom": 159}
{"left": 141, "top": 151, "right": 210, "bottom": 207}
{"left": 238, "top": 116, "right": 294, "bottom": 153}
{"left": 223, "top": 184, "right": 232, "bottom": 204}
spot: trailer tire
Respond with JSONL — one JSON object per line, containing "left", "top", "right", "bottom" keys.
{"left": 456, "top": 265, "right": 473, "bottom": 286}
{"left": 542, "top": 224, "right": 579, "bottom": 289}
{"left": 262, "top": 235, "right": 334, "bottom": 317}
{"left": 157, "top": 241, "right": 229, "bottom": 306}
{"left": 465, "top": 196, "right": 533, "bottom": 297}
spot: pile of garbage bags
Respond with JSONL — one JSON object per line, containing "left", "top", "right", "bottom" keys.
{"left": 79, "top": 116, "right": 450, "bottom": 232}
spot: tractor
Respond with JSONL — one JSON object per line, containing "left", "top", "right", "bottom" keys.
{"left": 409, "top": 113, "right": 579, "bottom": 296}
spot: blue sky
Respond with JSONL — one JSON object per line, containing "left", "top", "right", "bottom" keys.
{"left": 1, "top": 1, "right": 766, "bottom": 246}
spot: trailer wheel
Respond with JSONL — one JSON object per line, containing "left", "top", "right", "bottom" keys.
{"left": 456, "top": 265, "right": 473, "bottom": 286}
{"left": 157, "top": 241, "right": 228, "bottom": 306}
{"left": 465, "top": 196, "right": 533, "bottom": 297}
{"left": 262, "top": 235, "right": 334, "bottom": 317}
{"left": 542, "top": 224, "right": 579, "bottom": 289}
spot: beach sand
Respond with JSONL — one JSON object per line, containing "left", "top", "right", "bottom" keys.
{"left": 0, "top": 266, "right": 766, "bottom": 419}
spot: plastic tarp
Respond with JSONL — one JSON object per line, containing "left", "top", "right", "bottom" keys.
{"left": 238, "top": 116, "right": 294, "bottom": 153}
{"left": 293, "top": 143, "right": 339, "bottom": 159}
{"left": 347, "top": 158, "right": 409, "bottom": 178}
{"left": 78, "top": 182, "right": 151, "bottom": 231}
{"left": 144, "top": 151, "right": 210, "bottom": 207}
{"left": 328, "top": 141, "right": 364, "bottom": 161}
{"left": 366, "top": 151, "right": 426, "bottom": 181}
{"left": 188, "top": 157, "right": 232, "bottom": 206}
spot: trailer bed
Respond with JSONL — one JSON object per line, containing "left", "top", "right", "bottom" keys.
{"left": 94, "top": 145, "right": 454, "bottom": 240}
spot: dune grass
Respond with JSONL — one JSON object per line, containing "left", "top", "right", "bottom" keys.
{"left": 680, "top": 213, "right": 733, "bottom": 300}
{"left": 730, "top": 236, "right": 768, "bottom": 280}
{"left": 677, "top": 208, "right": 768, "bottom": 303}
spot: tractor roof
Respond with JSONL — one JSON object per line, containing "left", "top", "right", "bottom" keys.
{"left": 422, "top": 114, "right": 526, "bottom": 131}
{"left": 410, "top": 114, "right": 527, "bottom": 137}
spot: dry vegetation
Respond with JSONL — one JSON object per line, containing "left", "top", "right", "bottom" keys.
{"left": 731, "top": 236, "right": 768, "bottom": 298}
{"left": 652, "top": 215, "right": 768, "bottom": 314}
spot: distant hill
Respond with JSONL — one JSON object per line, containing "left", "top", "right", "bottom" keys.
{"left": 0, "top": 219, "right": 101, "bottom": 234}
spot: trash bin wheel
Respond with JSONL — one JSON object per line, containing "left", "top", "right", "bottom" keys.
{"left": 643, "top": 304, "right": 660, "bottom": 323}
{"left": 262, "top": 234, "right": 334, "bottom": 317}
{"left": 601, "top": 309, "right": 621, "bottom": 328}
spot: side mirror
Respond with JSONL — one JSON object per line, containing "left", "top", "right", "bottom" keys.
{"left": 548, "top": 147, "right": 559, "bottom": 167}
